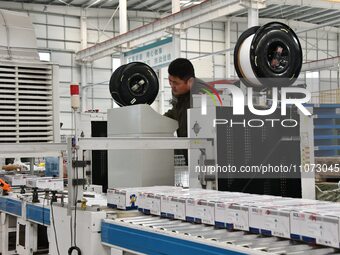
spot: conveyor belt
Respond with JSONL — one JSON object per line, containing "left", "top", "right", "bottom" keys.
{"left": 101, "top": 215, "right": 340, "bottom": 255}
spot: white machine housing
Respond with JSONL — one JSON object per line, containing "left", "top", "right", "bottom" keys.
{"left": 107, "top": 105, "right": 178, "bottom": 188}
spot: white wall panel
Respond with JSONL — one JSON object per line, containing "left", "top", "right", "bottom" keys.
{"left": 319, "top": 40, "right": 328, "bottom": 51}
{"left": 237, "top": 23, "right": 247, "bottom": 32}
{"left": 47, "top": 15, "right": 64, "bottom": 26}
{"left": 200, "top": 41, "right": 212, "bottom": 52}
{"left": 47, "top": 26, "right": 64, "bottom": 40}
{"left": 187, "top": 28, "right": 199, "bottom": 39}
{"left": 230, "top": 31, "right": 238, "bottom": 41}
{"left": 213, "top": 30, "right": 224, "bottom": 41}
{"left": 180, "top": 39, "right": 187, "bottom": 51}
{"left": 37, "top": 39, "right": 47, "bottom": 48}
{"left": 59, "top": 67, "right": 72, "bottom": 82}
{"left": 51, "top": 52, "right": 72, "bottom": 66}
{"left": 214, "top": 66, "right": 225, "bottom": 79}
{"left": 60, "top": 97, "right": 72, "bottom": 112}
{"left": 72, "top": 68, "right": 81, "bottom": 83}
{"left": 65, "top": 42, "right": 81, "bottom": 51}
{"left": 318, "top": 51, "right": 328, "bottom": 60}
{"left": 192, "top": 57, "right": 213, "bottom": 79}
{"left": 200, "top": 22, "right": 212, "bottom": 29}
{"left": 306, "top": 50, "right": 317, "bottom": 61}
{"left": 59, "top": 86, "right": 70, "bottom": 96}
{"left": 65, "top": 27, "right": 80, "bottom": 41}
{"left": 187, "top": 40, "right": 199, "bottom": 51}
{"left": 93, "top": 57, "right": 112, "bottom": 69}
{"left": 307, "top": 31, "right": 317, "bottom": 38}
{"left": 212, "top": 22, "right": 224, "bottom": 30}
{"left": 92, "top": 69, "right": 111, "bottom": 84}
{"left": 213, "top": 42, "right": 225, "bottom": 51}
{"left": 48, "top": 41, "right": 65, "bottom": 49}
{"left": 129, "top": 20, "right": 143, "bottom": 30}
{"left": 35, "top": 24, "right": 47, "bottom": 38}
{"left": 214, "top": 55, "right": 225, "bottom": 65}
{"left": 30, "top": 13, "right": 47, "bottom": 23}
{"left": 328, "top": 41, "right": 338, "bottom": 51}
{"left": 87, "top": 30, "right": 99, "bottom": 43}
{"left": 200, "top": 28, "right": 212, "bottom": 40}
{"left": 65, "top": 16, "right": 80, "bottom": 27}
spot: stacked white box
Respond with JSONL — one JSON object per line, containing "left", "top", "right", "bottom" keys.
{"left": 290, "top": 202, "right": 340, "bottom": 247}
{"left": 184, "top": 190, "right": 223, "bottom": 223}
{"left": 248, "top": 199, "right": 322, "bottom": 238}
{"left": 194, "top": 192, "right": 249, "bottom": 225}
{"left": 107, "top": 187, "right": 140, "bottom": 210}
{"left": 215, "top": 195, "right": 280, "bottom": 231}
{"left": 107, "top": 186, "right": 181, "bottom": 211}
{"left": 161, "top": 189, "right": 217, "bottom": 220}
{"left": 137, "top": 187, "right": 183, "bottom": 214}
{"left": 3, "top": 174, "right": 26, "bottom": 186}
{"left": 26, "top": 177, "right": 64, "bottom": 191}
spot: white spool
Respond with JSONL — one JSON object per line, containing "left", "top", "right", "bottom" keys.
{"left": 238, "top": 34, "right": 262, "bottom": 87}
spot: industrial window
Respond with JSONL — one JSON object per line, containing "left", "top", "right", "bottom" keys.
{"left": 39, "top": 52, "right": 51, "bottom": 62}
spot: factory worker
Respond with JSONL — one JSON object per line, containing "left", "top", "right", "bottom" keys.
{"left": 164, "top": 58, "right": 207, "bottom": 164}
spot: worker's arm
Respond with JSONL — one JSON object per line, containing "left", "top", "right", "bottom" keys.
{"left": 164, "top": 98, "right": 177, "bottom": 120}
{"left": 164, "top": 107, "right": 176, "bottom": 120}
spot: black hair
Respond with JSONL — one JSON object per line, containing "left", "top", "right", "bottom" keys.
{"left": 168, "top": 58, "right": 195, "bottom": 80}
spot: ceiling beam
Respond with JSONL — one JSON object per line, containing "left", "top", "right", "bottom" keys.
{"left": 283, "top": 6, "right": 312, "bottom": 19}
{"left": 182, "top": 3, "right": 245, "bottom": 29}
{"left": 75, "top": 0, "right": 246, "bottom": 62}
{"left": 229, "top": 16, "right": 340, "bottom": 33}
{"left": 314, "top": 15, "right": 340, "bottom": 25}
{"left": 267, "top": 0, "right": 340, "bottom": 10}
{"left": 303, "top": 10, "right": 339, "bottom": 23}
{"left": 148, "top": 0, "right": 173, "bottom": 11}
{"left": 301, "top": 57, "right": 340, "bottom": 72}
{"left": 0, "top": 1, "right": 162, "bottom": 18}
{"left": 261, "top": 5, "right": 299, "bottom": 17}
{"left": 259, "top": 4, "right": 287, "bottom": 15}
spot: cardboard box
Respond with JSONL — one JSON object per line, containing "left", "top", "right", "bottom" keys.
{"left": 195, "top": 193, "right": 248, "bottom": 225}
{"left": 290, "top": 203, "right": 340, "bottom": 247}
{"left": 107, "top": 186, "right": 181, "bottom": 210}
{"left": 26, "top": 177, "right": 64, "bottom": 191}
{"left": 3, "top": 174, "right": 26, "bottom": 186}
{"left": 248, "top": 199, "right": 322, "bottom": 238}
{"left": 184, "top": 190, "right": 229, "bottom": 223}
{"left": 215, "top": 195, "right": 280, "bottom": 231}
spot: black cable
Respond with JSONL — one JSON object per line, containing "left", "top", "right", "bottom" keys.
{"left": 42, "top": 196, "right": 45, "bottom": 226}
{"left": 82, "top": 151, "right": 86, "bottom": 190}
{"left": 70, "top": 207, "right": 73, "bottom": 247}
{"left": 69, "top": 148, "right": 81, "bottom": 254}
{"left": 68, "top": 246, "right": 82, "bottom": 255}
{"left": 50, "top": 201, "right": 61, "bottom": 255}
{"left": 74, "top": 152, "right": 78, "bottom": 247}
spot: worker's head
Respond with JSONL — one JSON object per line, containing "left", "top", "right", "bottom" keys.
{"left": 168, "top": 58, "right": 195, "bottom": 96}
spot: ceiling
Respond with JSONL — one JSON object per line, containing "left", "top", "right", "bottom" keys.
{"left": 2, "top": 0, "right": 340, "bottom": 27}
{"left": 4, "top": 0, "right": 204, "bottom": 12}
{"left": 233, "top": 4, "right": 340, "bottom": 27}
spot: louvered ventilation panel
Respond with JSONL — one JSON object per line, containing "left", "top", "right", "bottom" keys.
{"left": 0, "top": 61, "right": 55, "bottom": 143}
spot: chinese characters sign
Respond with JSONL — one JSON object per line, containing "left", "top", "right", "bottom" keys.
{"left": 124, "top": 37, "right": 173, "bottom": 70}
